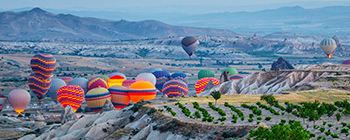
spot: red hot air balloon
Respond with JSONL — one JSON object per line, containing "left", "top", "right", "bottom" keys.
{"left": 30, "top": 53, "right": 56, "bottom": 80}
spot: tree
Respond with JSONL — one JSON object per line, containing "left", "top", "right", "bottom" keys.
{"left": 260, "top": 95, "right": 278, "bottom": 106}
{"left": 336, "top": 113, "right": 341, "bottom": 122}
{"left": 211, "top": 90, "right": 221, "bottom": 105}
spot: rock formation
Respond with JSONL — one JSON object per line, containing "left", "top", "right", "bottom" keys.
{"left": 204, "top": 80, "right": 215, "bottom": 92}
{"left": 220, "top": 71, "right": 230, "bottom": 83}
{"left": 101, "top": 99, "right": 116, "bottom": 113}
{"left": 34, "top": 110, "right": 45, "bottom": 121}
{"left": 60, "top": 105, "right": 77, "bottom": 124}
{"left": 270, "top": 57, "right": 294, "bottom": 71}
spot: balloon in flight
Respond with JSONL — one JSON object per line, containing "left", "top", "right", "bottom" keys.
{"left": 147, "top": 67, "right": 163, "bottom": 73}
{"left": 30, "top": 53, "right": 56, "bottom": 80}
{"left": 122, "top": 80, "right": 136, "bottom": 88}
{"left": 57, "top": 85, "right": 84, "bottom": 112}
{"left": 8, "top": 89, "right": 31, "bottom": 115}
{"left": 69, "top": 77, "right": 89, "bottom": 94}
{"left": 108, "top": 75, "right": 126, "bottom": 88}
{"left": 108, "top": 72, "right": 126, "bottom": 79}
{"left": 320, "top": 38, "right": 337, "bottom": 59}
{"left": 181, "top": 36, "right": 199, "bottom": 58}
{"left": 28, "top": 73, "right": 51, "bottom": 104}
{"left": 229, "top": 74, "right": 245, "bottom": 81}
{"left": 60, "top": 77, "right": 73, "bottom": 84}
{"left": 222, "top": 68, "right": 238, "bottom": 76}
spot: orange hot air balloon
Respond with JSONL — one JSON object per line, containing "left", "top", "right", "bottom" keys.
{"left": 8, "top": 89, "right": 31, "bottom": 115}
{"left": 107, "top": 75, "right": 125, "bottom": 88}
{"left": 128, "top": 81, "right": 157, "bottom": 103}
{"left": 108, "top": 85, "right": 130, "bottom": 110}
{"left": 57, "top": 85, "right": 84, "bottom": 112}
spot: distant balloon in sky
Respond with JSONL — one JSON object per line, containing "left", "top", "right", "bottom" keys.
{"left": 122, "top": 80, "right": 136, "bottom": 88}
{"left": 181, "top": 36, "right": 199, "bottom": 58}
{"left": 96, "top": 76, "right": 109, "bottom": 82}
{"left": 222, "top": 68, "right": 238, "bottom": 76}
{"left": 320, "top": 38, "right": 337, "bottom": 59}
{"left": 30, "top": 53, "right": 56, "bottom": 80}
{"left": 229, "top": 74, "right": 245, "bottom": 81}
{"left": 8, "top": 89, "right": 31, "bottom": 115}
{"left": 0, "top": 93, "right": 6, "bottom": 112}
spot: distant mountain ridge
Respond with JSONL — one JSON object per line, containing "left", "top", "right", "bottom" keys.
{"left": 0, "top": 8, "right": 238, "bottom": 41}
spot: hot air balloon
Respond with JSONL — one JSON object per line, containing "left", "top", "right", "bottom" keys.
{"left": 195, "top": 77, "right": 220, "bottom": 94}
{"left": 8, "top": 89, "right": 31, "bottom": 115}
{"left": 108, "top": 72, "right": 126, "bottom": 79}
{"left": 229, "top": 74, "right": 245, "bottom": 81}
{"left": 28, "top": 73, "right": 51, "bottom": 104}
{"left": 129, "top": 81, "right": 157, "bottom": 103}
{"left": 342, "top": 60, "right": 350, "bottom": 65}
{"left": 170, "top": 73, "right": 188, "bottom": 84}
{"left": 320, "top": 38, "right": 337, "bottom": 59}
{"left": 47, "top": 78, "right": 66, "bottom": 103}
{"left": 0, "top": 93, "right": 6, "bottom": 112}
{"left": 108, "top": 85, "right": 130, "bottom": 110}
{"left": 147, "top": 68, "right": 163, "bottom": 73}
{"left": 30, "top": 53, "right": 56, "bottom": 80}
{"left": 162, "top": 80, "right": 188, "bottom": 97}
{"left": 108, "top": 75, "right": 126, "bottom": 88}
{"left": 181, "top": 36, "right": 199, "bottom": 58}
{"left": 85, "top": 88, "right": 111, "bottom": 113}
{"left": 57, "top": 85, "right": 84, "bottom": 112}
{"left": 152, "top": 71, "right": 170, "bottom": 92}
{"left": 69, "top": 77, "right": 88, "bottom": 94}
{"left": 60, "top": 77, "right": 73, "bottom": 84}
{"left": 198, "top": 69, "right": 215, "bottom": 79}
{"left": 122, "top": 80, "right": 136, "bottom": 88}
{"left": 222, "top": 68, "right": 238, "bottom": 76}
{"left": 136, "top": 73, "right": 157, "bottom": 85}
{"left": 97, "top": 76, "right": 109, "bottom": 82}
{"left": 88, "top": 77, "right": 108, "bottom": 91}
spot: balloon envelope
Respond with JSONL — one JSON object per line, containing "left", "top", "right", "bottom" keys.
{"left": 96, "top": 76, "right": 109, "bottom": 82}
{"left": 8, "top": 89, "right": 31, "bottom": 115}
{"left": 129, "top": 81, "right": 157, "bottom": 103}
{"left": 342, "top": 60, "right": 350, "bottom": 65}
{"left": 320, "top": 38, "right": 337, "bottom": 59}
{"left": 47, "top": 78, "right": 66, "bottom": 103}
{"left": 152, "top": 71, "right": 170, "bottom": 92}
{"left": 60, "top": 77, "right": 73, "bottom": 84}
{"left": 108, "top": 75, "right": 126, "bottom": 88}
{"left": 162, "top": 80, "right": 188, "bottom": 97}
{"left": 30, "top": 53, "right": 56, "bottom": 80}
{"left": 69, "top": 77, "right": 89, "bottom": 94}
{"left": 28, "top": 73, "right": 51, "bottom": 104}
{"left": 0, "top": 93, "right": 6, "bottom": 112}
{"left": 222, "top": 68, "right": 238, "bottom": 76}
{"left": 88, "top": 77, "right": 108, "bottom": 91}
{"left": 85, "top": 88, "right": 111, "bottom": 113}
{"left": 229, "top": 74, "right": 245, "bottom": 81}
{"left": 198, "top": 69, "right": 215, "bottom": 79}
{"left": 136, "top": 73, "right": 157, "bottom": 85}
{"left": 170, "top": 73, "right": 188, "bottom": 84}
{"left": 195, "top": 77, "right": 220, "bottom": 94}
{"left": 57, "top": 85, "right": 84, "bottom": 112}
{"left": 147, "top": 68, "right": 163, "bottom": 73}
{"left": 122, "top": 80, "right": 136, "bottom": 88}
{"left": 108, "top": 72, "right": 126, "bottom": 79}
{"left": 108, "top": 85, "right": 130, "bottom": 110}
{"left": 181, "top": 36, "right": 199, "bottom": 57}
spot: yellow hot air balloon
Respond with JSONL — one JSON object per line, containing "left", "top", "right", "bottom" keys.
{"left": 128, "top": 81, "right": 156, "bottom": 103}
{"left": 107, "top": 75, "right": 125, "bottom": 88}
{"left": 85, "top": 88, "right": 111, "bottom": 113}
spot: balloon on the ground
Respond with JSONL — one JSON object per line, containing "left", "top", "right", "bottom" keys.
{"left": 222, "top": 68, "right": 238, "bottom": 76}
{"left": 30, "top": 53, "right": 56, "bottom": 80}
{"left": 152, "top": 71, "right": 170, "bottom": 92}
{"left": 57, "top": 85, "right": 84, "bottom": 112}
{"left": 8, "top": 89, "right": 31, "bottom": 115}
{"left": 136, "top": 73, "right": 157, "bottom": 85}
{"left": 60, "top": 77, "right": 73, "bottom": 84}
{"left": 108, "top": 75, "right": 126, "bottom": 88}
{"left": 147, "top": 67, "right": 162, "bottom": 73}
{"left": 229, "top": 74, "right": 245, "bottom": 81}
{"left": 28, "top": 73, "right": 51, "bottom": 104}
{"left": 85, "top": 88, "right": 111, "bottom": 113}
{"left": 162, "top": 80, "right": 188, "bottom": 97}
{"left": 122, "top": 80, "right": 136, "bottom": 88}
{"left": 47, "top": 78, "right": 66, "bottom": 103}
{"left": 342, "top": 60, "right": 350, "bottom": 65}
{"left": 170, "top": 73, "right": 188, "bottom": 84}
{"left": 108, "top": 72, "right": 126, "bottom": 79}
{"left": 181, "top": 36, "right": 199, "bottom": 58}
{"left": 198, "top": 69, "right": 215, "bottom": 79}
{"left": 320, "top": 38, "right": 337, "bottom": 59}
{"left": 195, "top": 77, "right": 220, "bottom": 94}
{"left": 129, "top": 81, "right": 157, "bottom": 103}
{"left": 96, "top": 76, "right": 109, "bottom": 82}
{"left": 108, "top": 85, "right": 130, "bottom": 110}
{"left": 69, "top": 77, "right": 89, "bottom": 94}
{"left": 88, "top": 77, "right": 108, "bottom": 91}
{"left": 0, "top": 93, "right": 6, "bottom": 112}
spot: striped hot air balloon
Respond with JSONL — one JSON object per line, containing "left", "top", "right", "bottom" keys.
{"left": 122, "top": 80, "right": 136, "bottom": 88}
{"left": 96, "top": 76, "right": 109, "bottom": 82}
{"left": 136, "top": 73, "right": 156, "bottom": 85}
{"left": 47, "top": 78, "right": 66, "bottom": 103}
{"left": 60, "top": 77, "right": 73, "bottom": 84}
{"left": 342, "top": 60, "right": 350, "bottom": 65}
{"left": 108, "top": 75, "right": 126, "bottom": 88}
{"left": 0, "top": 93, "right": 6, "bottom": 112}
{"left": 229, "top": 74, "right": 245, "bottom": 81}
{"left": 28, "top": 73, "right": 51, "bottom": 104}
{"left": 30, "top": 53, "right": 56, "bottom": 80}
{"left": 162, "top": 80, "right": 188, "bottom": 97}
{"left": 195, "top": 77, "right": 220, "bottom": 94}
{"left": 88, "top": 77, "right": 108, "bottom": 91}
{"left": 108, "top": 85, "right": 130, "bottom": 110}
{"left": 69, "top": 77, "right": 89, "bottom": 94}
{"left": 85, "top": 88, "right": 111, "bottom": 113}
{"left": 152, "top": 71, "right": 170, "bottom": 92}
{"left": 320, "top": 38, "right": 337, "bottom": 59}
{"left": 181, "top": 36, "right": 199, "bottom": 58}
{"left": 8, "top": 89, "right": 31, "bottom": 115}
{"left": 129, "top": 81, "right": 157, "bottom": 103}
{"left": 198, "top": 69, "right": 215, "bottom": 79}
{"left": 170, "top": 73, "right": 188, "bottom": 84}
{"left": 57, "top": 85, "right": 84, "bottom": 112}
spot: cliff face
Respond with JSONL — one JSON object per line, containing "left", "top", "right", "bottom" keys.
{"left": 270, "top": 57, "right": 294, "bottom": 71}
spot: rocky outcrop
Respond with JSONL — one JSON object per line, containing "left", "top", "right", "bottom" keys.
{"left": 270, "top": 57, "right": 294, "bottom": 71}
{"left": 34, "top": 110, "right": 45, "bottom": 121}
{"left": 220, "top": 71, "right": 230, "bottom": 83}
{"left": 101, "top": 99, "right": 116, "bottom": 113}
{"left": 204, "top": 80, "right": 215, "bottom": 92}
{"left": 60, "top": 106, "right": 77, "bottom": 124}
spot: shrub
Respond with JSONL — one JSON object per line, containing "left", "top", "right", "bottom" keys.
{"left": 265, "top": 116, "right": 272, "bottom": 121}
{"left": 249, "top": 121, "right": 311, "bottom": 139}
{"left": 211, "top": 90, "right": 221, "bottom": 104}
{"left": 319, "top": 127, "right": 325, "bottom": 132}
{"left": 218, "top": 117, "right": 226, "bottom": 122}
{"left": 317, "top": 136, "right": 322, "bottom": 140}
{"left": 222, "top": 131, "right": 235, "bottom": 138}
{"left": 231, "top": 119, "right": 237, "bottom": 123}
{"left": 327, "top": 124, "right": 333, "bottom": 127}
{"left": 214, "top": 121, "right": 218, "bottom": 124}
{"left": 131, "top": 128, "right": 139, "bottom": 135}
{"left": 146, "top": 108, "right": 157, "bottom": 115}
{"left": 257, "top": 121, "right": 260, "bottom": 124}
{"left": 2, "top": 114, "right": 7, "bottom": 116}
{"left": 257, "top": 117, "right": 262, "bottom": 120}
{"left": 24, "top": 113, "right": 31, "bottom": 117}
{"left": 194, "top": 111, "right": 201, "bottom": 118}
{"left": 336, "top": 127, "right": 339, "bottom": 130}
{"left": 260, "top": 94, "right": 278, "bottom": 106}
{"left": 336, "top": 113, "right": 341, "bottom": 121}
{"left": 102, "top": 128, "right": 108, "bottom": 133}
{"left": 325, "top": 130, "right": 331, "bottom": 136}
{"left": 323, "top": 121, "right": 327, "bottom": 126}
{"left": 46, "top": 122, "right": 53, "bottom": 125}
{"left": 129, "top": 116, "right": 135, "bottom": 122}
{"left": 241, "top": 116, "right": 245, "bottom": 121}
{"left": 249, "top": 114, "right": 254, "bottom": 118}
{"left": 341, "top": 122, "right": 347, "bottom": 127}
{"left": 341, "top": 128, "right": 349, "bottom": 134}
{"left": 310, "top": 133, "right": 316, "bottom": 138}
{"left": 331, "top": 133, "right": 339, "bottom": 138}
{"left": 17, "top": 114, "right": 23, "bottom": 117}
{"left": 171, "top": 112, "right": 176, "bottom": 116}
{"left": 248, "top": 118, "right": 253, "bottom": 122}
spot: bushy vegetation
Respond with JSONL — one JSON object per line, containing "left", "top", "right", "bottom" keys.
{"left": 208, "top": 102, "right": 226, "bottom": 116}
{"left": 175, "top": 102, "right": 193, "bottom": 118}
{"left": 164, "top": 105, "right": 177, "bottom": 116}
{"left": 192, "top": 102, "right": 214, "bottom": 122}
{"left": 249, "top": 121, "right": 311, "bottom": 139}
{"left": 224, "top": 102, "right": 244, "bottom": 117}
{"left": 241, "top": 103, "right": 262, "bottom": 116}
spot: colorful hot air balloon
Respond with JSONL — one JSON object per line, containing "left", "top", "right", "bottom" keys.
{"left": 28, "top": 73, "right": 51, "bottom": 104}
{"left": 136, "top": 73, "right": 157, "bottom": 85}
{"left": 0, "top": 93, "right": 6, "bottom": 112}
{"left": 69, "top": 77, "right": 89, "bottom": 94}
{"left": 320, "top": 38, "right": 337, "bottom": 59}
{"left": 181, "top": 36, "right": 199, "bottom": 58}
{"left": 108, "top": 75, "right": 126, "bottom": 88}
{"left": 97, "top": 76, "right": 109, "bottom": 82}
{"left": 152, "top": 71, "right": 170, "bottom": 92}
{"left": 108, "top": 85, "right": 130, "bottom": 110}
{"left": 85, "top": 88, "right": 111, "bottom": 113}
{"left": 88, "top": 77, "right": 108, "bottom": 91}
{"left": 30, "top": 53, "right": 56, "bottom": 80}
{"left": 122, "top": 80, "right": 136, "bottom": 88}
{"left": 342, "top": 60, "right": 350, "bottom": 65}
{"left": 147, "top": 68, "right": 163, "bottom": 73}
{"left": 170, "top": 73, "right": 188, "bottom": 84}
{"left": 229, "top": 74, "right": 245, "bottom": 81}
{"left": 60, "top": 77, "right": 73, "bottom": 84}
{"left": 162, "top": 80, "right": 188, "bottom": 97}
{"left": 222, "top": 68, "right": 238, "bottom": 76}
{"left": 195, "top": 77, "right": 220, "bottom": 94}
{"left": 129, "top": 81, "right": 157, "bottom": 103}
{"left": 108, "top": 72, "right": 126, "bottom": 79}
{"left": 198, "top": 69, "right": 215, "bottom": 79}
{"left": 8, "top": 89, "right": 31, "bottom": 115}
{"left": 57, "top": 85, "right": 84, "bottom": 112}
{"left": 47, "top": 78, "right": 67, "bottom": 103}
